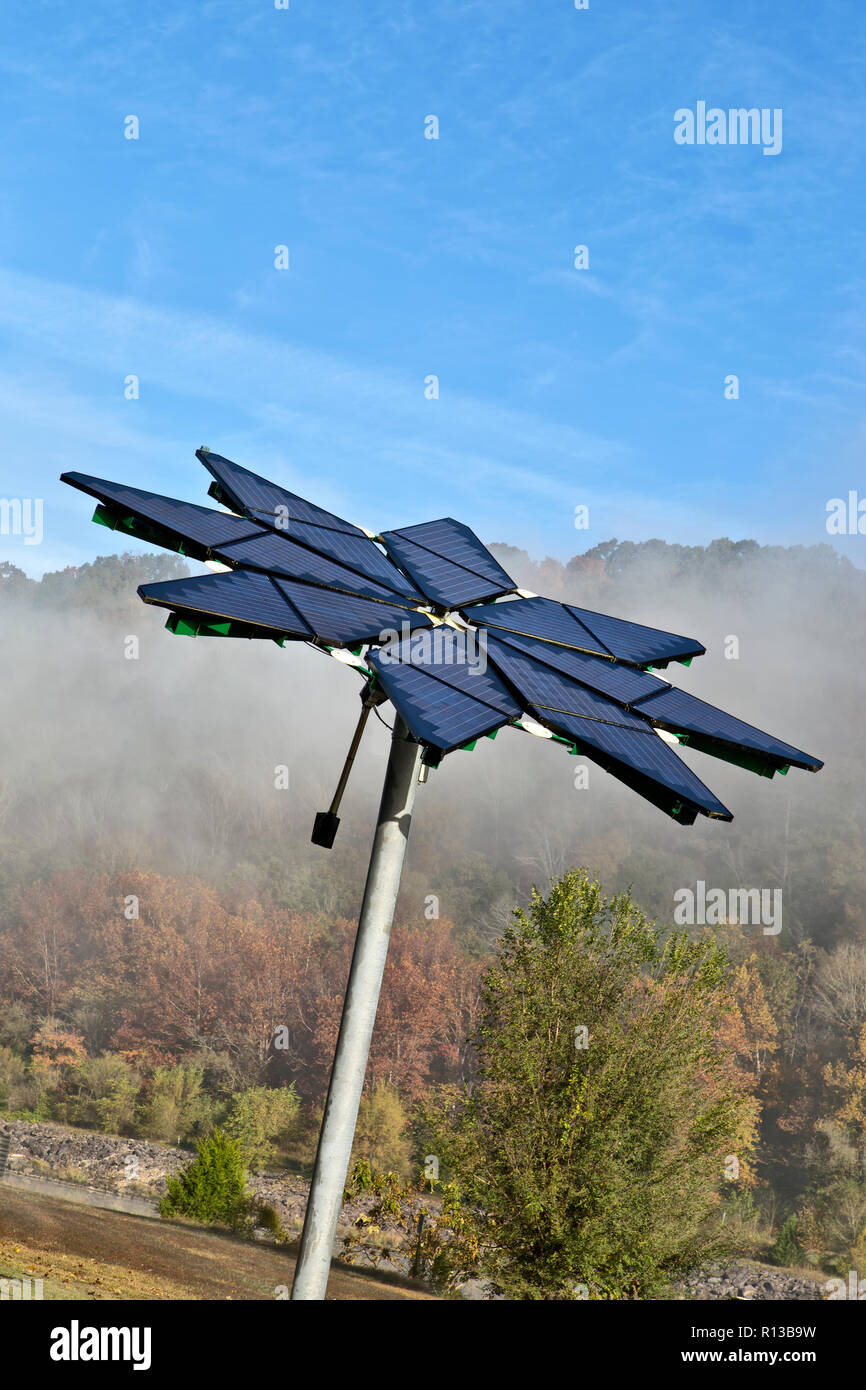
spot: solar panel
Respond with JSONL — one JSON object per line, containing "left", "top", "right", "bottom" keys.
{"left": 198, "top": 450, "right": 365, "bottom": 536}
{"left": 215, "top": 530, "right": 415, "bottom": 604}
{"left": 60, "top": 447, "right": 823, "bottom": 828}
{"left": 381, "top": 518, "right": 515, "bottom": 608}
{"left": 272, "top": 579, "right": 434, "bottom": 648}
{"left": 485, "top": 634, "right": 652, "bottom": 730}
{"left": 62, "top": 472, "right": 265, "bottom": 558}
{"left": 477, "top": 627, "right": 670, "bottom": 706}
{"left": 463, "top": 596, "right": 614, "bottom": 657}
{"left": 368, "top": 631, "right": 521, "bottom": 753}
{"left": 533, "top": 707, "right": 733, "bottom": 822}
{"left": 565, "top": 604, "right": 706, "bottom": 668}
{"left": 139, "top": 569, "right": 314, "bottom": 639}
{"left": 283, "top": 521, "right": 421, "bottom": 599}
{"left": 199, "top": 450, "right": 421, "bottom": 598}
{"left": 632, "top": 686, "right": 823, "bottom": 773}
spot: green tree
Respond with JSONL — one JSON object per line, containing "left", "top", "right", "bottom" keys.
{"left": 423, "top": 869, "right": 755, "bottom": 1299}
{"left": 223, "top": 1085, "right": 301, "bottom": 1168}
{"left": 352, "top": 1081, "right": 412, "bottom": 1177}
{"left": 159, "top": 1129, "right": 250, "bottom": 1228}
{"left": 137, "top": 1064, "right": 204, "bottom": 1144}
{"left": 69, "top": 1053, "right": 139, "bottom": 1134}
{"left": 769, "top": 1215, "right": 802, "bottom": 1267}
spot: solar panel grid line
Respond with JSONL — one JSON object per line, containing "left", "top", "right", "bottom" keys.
{"left": 381, "top": 537, "right": 504, "bottom": 608}
{"left": 483, "top": 633, "right": 653, "bottom": 731}
{"left": 387, "top": 518, "right": 514, "bottom": 587}
{"left": 197, "top": 450, "right": 366, "bottom": 537}
{"left": 531, "top": 704, "right": 733, "bottom": 820}
{"left": 279, "top": 524, "right": 421, "bottom": 598}
{"left": 529, "top": 701, "right": 662, "bottom": 733}
{"left": 370, "top": 638, "right": 522, "bottom": 721}
{"left": 367, "top": 656, "right": 516, "bottom": 752}
{"left": 138, "top": 569, "right": 315, "bottom": 637}
{"left": 213, "top": 530, "right": 417, "bottom": 604}
{"left": 461, "top": 597, "right": 618, "bottom": 659}
{"left": 199, "top": 454, "right": 425, "bottom": 601}
{"left": 630, "top": 685, "right": 822, "bottom": 770}
{"left": 380, "top": 518, "right": 516, "bottom": 609}
{"left": 565, "top": 602, "right": 706, "bottom": 665}
{"left": 272, "top": 577, "right": 435, "bottom": 648}
{"left": 384, "top": 533, "right": 496, "bottom": 591}
{"left": 481, "top": 626, "right": 673, "bottom": 707}
{"left": 61, "top": 472, "right": 276, "bottom": 554}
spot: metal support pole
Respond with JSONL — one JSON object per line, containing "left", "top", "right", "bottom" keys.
{"left": 291, "top": 716, "right": 423, "bottom": 1300}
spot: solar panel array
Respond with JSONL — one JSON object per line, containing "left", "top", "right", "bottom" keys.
{"left": 62, "top": 450, "right": 822, "bottom": 824}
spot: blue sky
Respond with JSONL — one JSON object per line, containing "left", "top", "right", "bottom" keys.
{"left": 1, "top": 0, "right": 865, "bottom": 575}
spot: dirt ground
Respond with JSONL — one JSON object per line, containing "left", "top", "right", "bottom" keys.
{"left": 0, "top": 1187, "right": 435, "bottom": 1301}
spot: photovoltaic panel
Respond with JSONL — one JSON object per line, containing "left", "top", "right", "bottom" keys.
{"left": 215, "top": 530, "right": 414, "bottom": 604}
{"left": 381, "top": 519, "right": 515, "bottom": 608}
{"left": 485, "top": 634, "right": 652, "bottom": 731}
{"left": 199, "top": 451, "right": 421, "bottom": 599}
{"left": 60, "top": 447, "right": 823, "bottom": 828}
{"left": 565, "top": 604, "right": 706, "bottom": 667}
{"left": 62, "top": 472, "right": 265, "bottom": 557}
{"left": 480, "top": 627, "right": 670, "bottom": 708}
{"left": 139, "top": 569, "right": 313, "bottom": 639}
{"left": 368, "top": 635, "right": 521, "bottom": 753}
{"left": 283, "top": 521, "right": 422, "bottom": 599}
{"left": 534, "top": 707, "right": 733, "bottom": 822}
{"left": 198, "top": 450, "right": 365, "bottom": 536}
{"left": 632, "top": 686, "right": 823, "bottom": 772}
{"left": 272, "top": 579, "right": 435, "bottom": 648}
{"left": 375, "top": 627, "right": 522, "bottom": 716}
{"left": 463, "top": 597, "right": 614, "bottom": 656}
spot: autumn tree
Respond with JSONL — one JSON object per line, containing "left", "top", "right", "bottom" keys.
{"left": 422, "top": 870, "right": 757, "bottom": 1299}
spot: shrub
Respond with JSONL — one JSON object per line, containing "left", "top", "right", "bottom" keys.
{"left": 159, "top": 1129, "right": 251, "bottom": 1229}
{"left": 352, "top": 1082, "right": 412, "bottom": 1178}
{"left": 68, "top": 1054, "right": 139, "bottom": 1134}
{"left": 769, "top": 1215, "right": 803, "bottom": 1267}
{"left": 223, "top": 1085, "right": 301, "bottom": 1168}
{"left": 137, "top": 1065, "right": 204, "bottom": 1144}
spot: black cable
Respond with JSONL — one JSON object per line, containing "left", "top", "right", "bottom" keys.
{"left": 372, "top": 704, "right": 394, "bottom": 732}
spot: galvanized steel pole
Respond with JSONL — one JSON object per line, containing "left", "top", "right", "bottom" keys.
{"left": 291, "top": 716, "right": 423, "bottom": 1300}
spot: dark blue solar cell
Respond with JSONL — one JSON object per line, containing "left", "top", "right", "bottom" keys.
{"left": 481, "top": 628, "right": 669, "bottom": 706}
{"left": 198, "top": 450, "right": 365, "bottom": 536}
{"left": 199, "top": 452, "right": 419, "bottom": 599}
{"left": 381, "top": 519, "right": 515, "bottom": 608}
{"left": 566, "top": 604, "right": 705, "bottom": 667}
{"left": 272, "top": 579, "right": 434, "bottom": 648}
{"left": 62, "top": 472, "right": 265, "bottom": 555}
{"left": 139, "top": 570, "right": 313, "bottom": 637}
{"left": 463, "top": 597, "right": 613, "bottom": 655}
{"left": 215, "top": 530, "right": 412, "bottom": 603}
{"left": 368, "top": 635, "right": 520, "bottom": 753}
{"left": 374, "top": 627, "right": 522, "bottom": 717}
{"left": 485, "top": 635, "right": 650, "bottom": 730}
{"left": 535, "top": 708, "right": 732, "bottom": 820}
{"left": 632, "top": 686, "right": 823, "bottom": 771}
{"left": 286, "top": 521, "right": 420, "bottom": 598}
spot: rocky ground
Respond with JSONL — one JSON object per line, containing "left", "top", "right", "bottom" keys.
{"left": 0, "top": 1119, "right": 832, "bottom": 1298}
{"left": 670, "top": 1262, "right": 826, "bottom": 1300}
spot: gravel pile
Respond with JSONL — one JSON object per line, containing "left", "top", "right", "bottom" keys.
{"left": 671, "top": 1261, "right": 826, "bottom": 1300}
